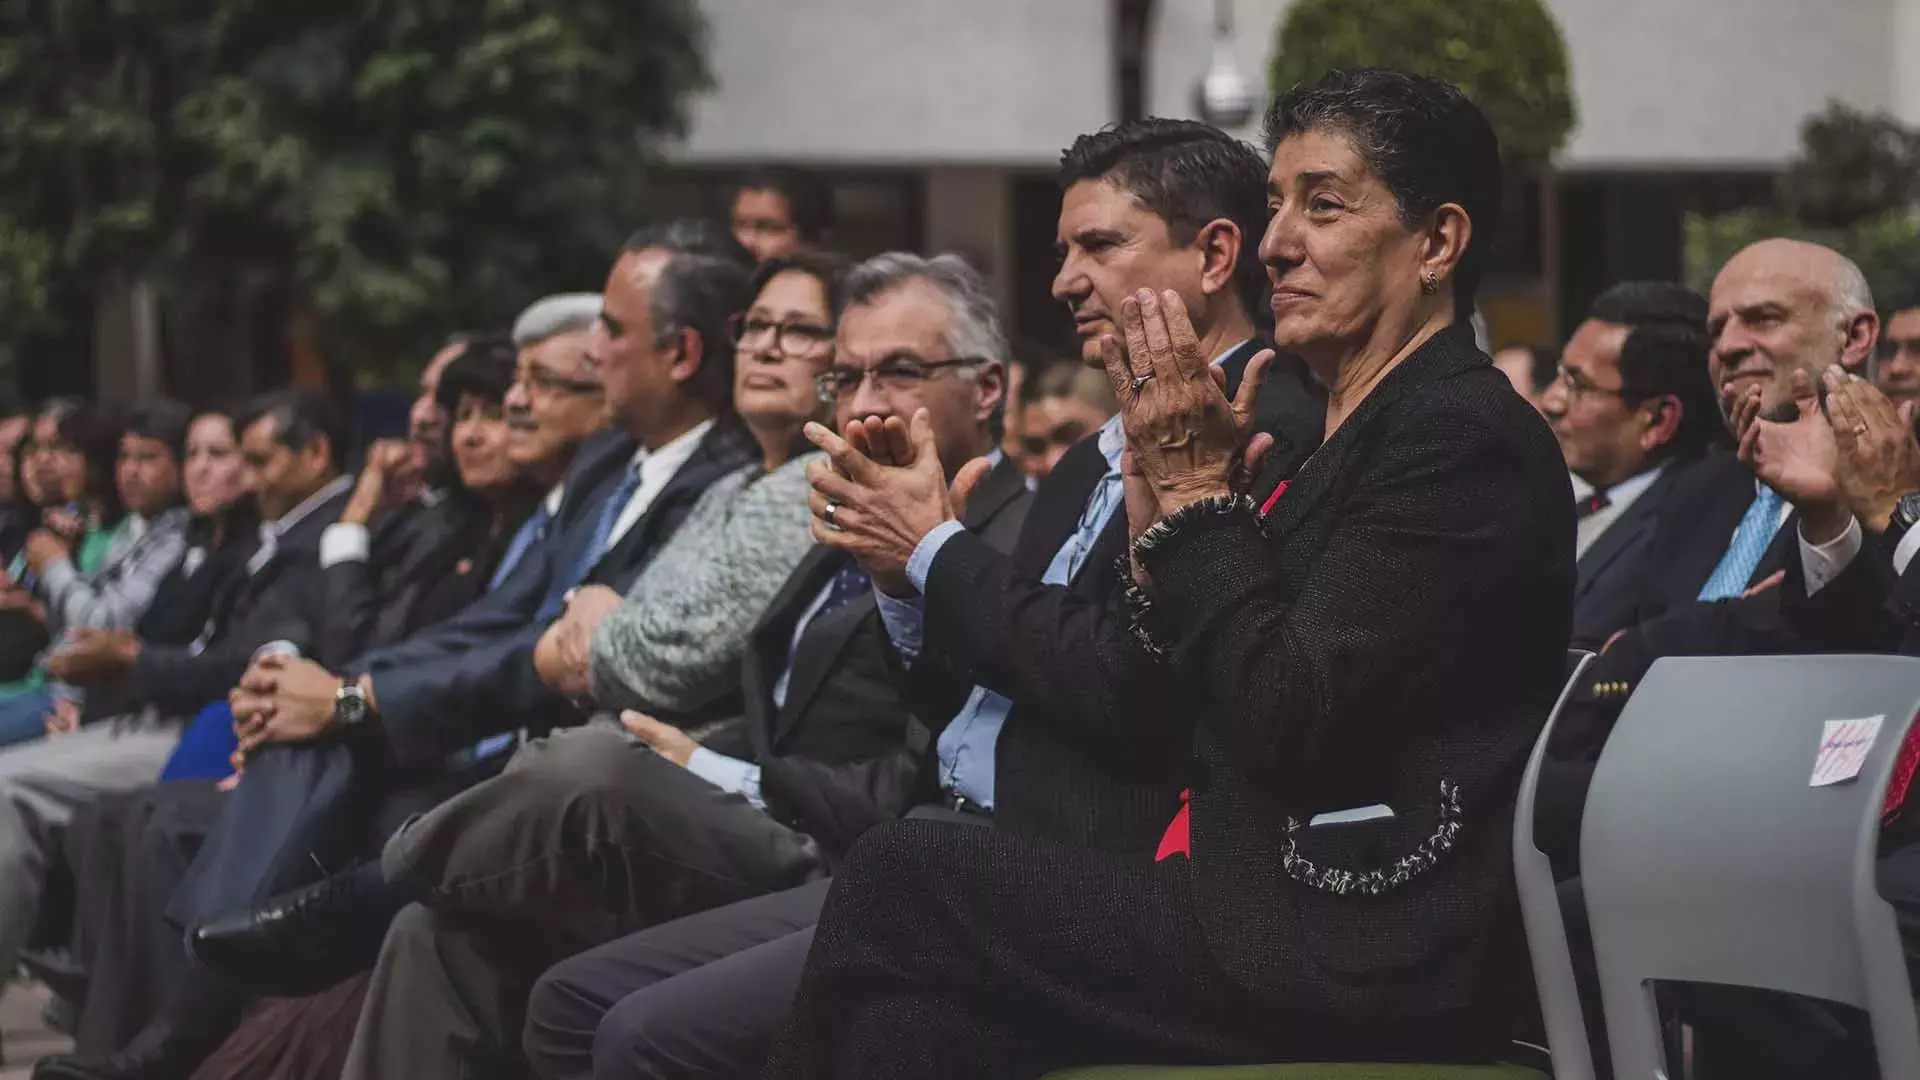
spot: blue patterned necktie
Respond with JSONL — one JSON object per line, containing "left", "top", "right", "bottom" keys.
{"left": 1697, "top": 487, "right": 1786, "bottom": 601}
{"left": 538, "top": 462, "right": 641, "bottom": 620}
{"left": 490, "top": 502, "right": 554, "bottom": 588}
{"left": 786, "top": 564, "right": 870, "bottom": 669}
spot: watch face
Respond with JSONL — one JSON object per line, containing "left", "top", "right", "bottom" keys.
{"left": 336, "top": 688, "right": 368, "bottom": 726}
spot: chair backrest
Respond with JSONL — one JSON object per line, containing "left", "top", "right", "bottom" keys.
{"left": 1512, "top": 649, "right": 1597, "bottom": 1080}
{"left": 1580, "top": 654, "right": 1920, "bottom": 1079}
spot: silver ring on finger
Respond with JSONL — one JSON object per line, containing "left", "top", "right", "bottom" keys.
{"left": 823, "top": 500, "right": 843, "bottom": 532}
{"left": 1131, "top": 372, "right": 1156, "bottom": 393}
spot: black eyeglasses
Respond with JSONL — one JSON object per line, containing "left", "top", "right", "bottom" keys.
{"left": 518, "top": 364, "right": 603, "bottom": 398}
{"left": 1554, "top": 365, "right": 1629, "bottom": 401}
{"left": 813, "top": 357, "right": 983, "bottom": 404}
{"left": 729, "top": 314, "right": 834, "bottom": 358}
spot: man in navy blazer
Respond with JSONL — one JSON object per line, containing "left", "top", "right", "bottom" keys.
{"left": 1537, "top": 281, "right": 1728, "bottom": 648}
{"left": 33, "top": 222, "right": 756, "bottom": 1080}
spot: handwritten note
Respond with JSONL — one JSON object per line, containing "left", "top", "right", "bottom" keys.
{"left": 1810, "top": 715, "right": 1885, "bottom": 787}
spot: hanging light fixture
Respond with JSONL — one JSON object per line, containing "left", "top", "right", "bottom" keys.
{"left": 1194, "top": 0, "right": 1255, "bottom": 129}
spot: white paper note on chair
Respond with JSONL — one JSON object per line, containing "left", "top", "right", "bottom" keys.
{"left": 1810, "top": 715, "right": 1885, "bottom": 787}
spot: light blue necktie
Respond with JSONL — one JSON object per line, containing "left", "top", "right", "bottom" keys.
{"left": 1696, "top": 487, "right": 1786, "bottom": 601}
{"left": 1045, "top": 469, "right": 1123, "bottom": 584}
{"left": 537, "top": 463, "right": 641, "bottom": 621}
{"left": 490, "top": 503, "right": 554, "bottom": 589}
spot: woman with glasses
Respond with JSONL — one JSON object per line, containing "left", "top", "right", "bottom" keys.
{"left": 537, "top": 250, "right": 849, "bottom": 724}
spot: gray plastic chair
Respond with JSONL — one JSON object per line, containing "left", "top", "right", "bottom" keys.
{"left": 1512, "top": 650, "right": 1597, "bottom": 1080}
{"left": 1580, "top": 654, "right": 1920, "bottom": 1079}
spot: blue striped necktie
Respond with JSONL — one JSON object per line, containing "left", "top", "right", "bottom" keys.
{"left": 1697, "top": 487, "right": 1786, "bottom": 601}
{"left": 537, "top": 463, "right": 642, "bottom": 620}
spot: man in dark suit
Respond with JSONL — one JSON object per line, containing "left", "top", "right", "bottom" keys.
{"left": 849, "top": 120, "right": 1324, "bottom": 855}
{"left": 31, "top": 224, "right": 753, "bottom": 1080}
{"left": 1539, "top": 240, "right": 1883, "bottom": 876}
{"left": 338, "top": 252, "right": 1033, "bottom": 1080}
{"left": 510, "top": 121, "right": 1327, "bottom": 1080}
{"left": 1538, "top": 281, "right": 1729, "bottom": 647}
{"left": 12, "top": 388, "right": 352, "bottom": 1077}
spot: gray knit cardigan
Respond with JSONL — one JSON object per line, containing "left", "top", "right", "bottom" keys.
{"left": 587, "top": 451, "right": 822, "bottom": 715}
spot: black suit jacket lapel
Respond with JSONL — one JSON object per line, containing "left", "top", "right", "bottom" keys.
{"left": 771, "top": 594, "right": 876, "bottom": 746}
{"left": 587, "top": 427, "right": 750, "bottom": 584}
{"left": 1014, "top": 436, "right": 1108, "bottom": 578}
{"left": 746, "top": 545, "right": 848, "bottom": 745}
{"left": 1753, "top": 506, "right": 1799, "bottom": 588}
{"left": 1262, "top": 324, "right": 1482, "bottom": 541}
{"left": 1575, "top": 466, "right": 1676, "bottom": 596}
{"left": 960, "top": 456, "right": 1028, "bottom": 536}
{"left": 773, "top": 456, "right": 1031, "bottom": 743}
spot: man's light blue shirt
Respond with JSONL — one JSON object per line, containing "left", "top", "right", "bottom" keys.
{"left": 876, "top": 345, "right": 1243, "bottom": 808}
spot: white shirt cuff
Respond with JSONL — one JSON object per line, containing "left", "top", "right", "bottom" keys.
{"left": 1799, "top": 516, "right": 1863, "bottom": 596}
{"left": 1896, "top": 523, "right": 1920, "bottom": 578}
{"left": 684, "top": 747, "right": 765, "bottom": 810}
{"left": 905, "top": 520, "right": 967, "bottom": 594}
{"left": 319, "top": 523, "right": 371, "bottom": 568}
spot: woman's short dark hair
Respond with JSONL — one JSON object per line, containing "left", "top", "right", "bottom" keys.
{"left": 733, "top": 169, "right": 836, "bottom": 244}
{"left": 435, "top": 334, "right": 517, "bottom": 412}
{"left": 124, "top": 399, "right": 194, "bottom": 464}
{"left": 1265, "top": 68, "right": 1504, "bottom": 321}
{"left": 49, "top": 399, "right": 125, "bottom": 522}
{"left": 1589, "top": 281, "right": 1724, "bottom": 457}
{"left": 1058, "top": 118, "right": 1272, "bottom": 327}
{"left": 748, "top": 251, "right": 852, "bottom": 324}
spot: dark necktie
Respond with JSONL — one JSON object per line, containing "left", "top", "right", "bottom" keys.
{"left": 490, "top": 502, "right": 554, "bottom": 588}
{"left": 538, "top": 463, "right": 642, "bottom": 621}
{"left": 785, "top": 563, "right": 871, "bottom": 672}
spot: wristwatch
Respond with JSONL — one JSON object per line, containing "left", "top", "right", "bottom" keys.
{"left": 1888, "top": 491, "right": 1920, "bottom": 546}
{"left": 333, "top": 679, "right": 371, "bottom": 727}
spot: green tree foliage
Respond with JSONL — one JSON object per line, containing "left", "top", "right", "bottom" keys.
{"left": 1268, "top": 0, "right": 1577, "bottom": 162}
{"left": 1686, "top": 103, "right": 1920, "bottom": 315}
{"left": 0, "top": 0, "right": 710, "bottom": 392}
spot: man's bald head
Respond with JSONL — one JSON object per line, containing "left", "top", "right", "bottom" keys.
{"left": 1707, "top": 238, "right": 1879, "bottom": 421}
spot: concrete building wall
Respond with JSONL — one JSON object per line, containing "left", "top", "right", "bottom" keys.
{"left": 674, "top": 0, "right": 1111, "bottom": 164}
{"left": 674, "top": 0, "right": 1914, "bottom": 170}
{"left": 1547, "top": 0, "right": 1897, "bottom": 167}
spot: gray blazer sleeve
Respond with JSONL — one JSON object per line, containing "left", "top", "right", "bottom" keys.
{"left": 40, "top": 510, "right": 190, "bottom": 635}
{"left": 588, "top": 453, "right": 821, "bottom": 715}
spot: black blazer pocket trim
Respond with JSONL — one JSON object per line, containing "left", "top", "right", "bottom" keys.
{"left": 1279, "top": 779, "right": 1462, "bottom": 897}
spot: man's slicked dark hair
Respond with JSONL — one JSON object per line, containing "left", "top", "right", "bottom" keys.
{"left": 1058, "top": 118, "right": 1272, "bottom": 326}
{"left": 622, "top": 218, "right": 755, "bottom": 413}
{"left": 1265, "top": 68, "right": 1503, "bottom": 321}
{"left": 1587, "top": 280, "right": 1724, "bottom": 458}
{"left": 237, "top": 386, "right": 345, "bottom": 470}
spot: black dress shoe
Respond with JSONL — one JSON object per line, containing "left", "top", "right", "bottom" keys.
{"left": 30, "top": 1022, "right": 215, "bottom": 1080}
{"left": 189, "top": 860, "right": 404, "bottom": 997}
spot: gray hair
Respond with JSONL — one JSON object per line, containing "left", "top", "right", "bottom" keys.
{"left": 1833, "top": 255, "right": 1875, "bottom": 328}
{"left": 843, "top": 253, "right": 1008, "bottom": 364}
{"left": 512, "top": 293, "right": 602, "bottom": 348}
